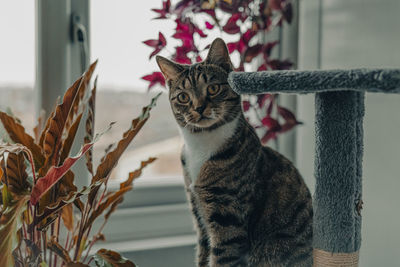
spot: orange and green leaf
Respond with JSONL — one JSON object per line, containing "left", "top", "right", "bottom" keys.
{"left": 66, "top": 61, "right": 98, "bottom": 131}
{"left": 39, "top": 109, "right": 55, "bottom": 149}
{"left": 0, "top": 143, "right": 37, "bottom": 186}
{"left": 31, "top": 122, "right": 112, "bottom": 205}
{"left": 41, "top": 76, "right": 84, "bottom": 167}
{"left": 0, "top": 111, "right": 44, "bottom": 168}
{"left": 84, "top": 78, "right": 97, "bottom": 175}
{"left": 29, "top": 180, "right": 104, "bottom": 231}
{"left": 61, "top": 203, "right": 74, "bottom": 232}
{"left": 47, "top": 236, "right": 72, "bottom": 264}
{"left": 41, "top": 61, "right": 97, "bottom": 170}
{"left": 1, "top": 152, "right": 31, "bottom": 196}
{"left": 120, "top": 157, "right": 156, "bottom": 189}
{"left": 31, "top": 141, "right": 94, "bottom": 205}
{"left": 94, "top": 249, "right": 136, "bottom": 267}
{"left": 59, "top": 113, "right": 83, "bottom": 164}
{"left": 0, "top": 195, "right": 30, "bottom": 267}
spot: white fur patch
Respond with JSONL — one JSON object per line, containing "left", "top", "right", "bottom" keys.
{"left": 180, "top": 116, "right": 239, "bottom": 184}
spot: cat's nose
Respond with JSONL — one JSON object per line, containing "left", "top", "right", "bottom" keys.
{"left": 195, "top": 105, "right": 206, "bottom": 114}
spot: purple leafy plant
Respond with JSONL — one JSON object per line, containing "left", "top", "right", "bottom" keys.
{"left": 142, "top": 0, "right": 301, "bottom": 143}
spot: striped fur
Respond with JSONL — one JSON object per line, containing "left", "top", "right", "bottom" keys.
{"left": 157, "top": 38, "right": 313, "bottom": 267}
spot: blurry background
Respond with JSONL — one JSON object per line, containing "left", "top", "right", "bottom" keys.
{"left": 0, "top": 0, "right": 399, "bottom": 266}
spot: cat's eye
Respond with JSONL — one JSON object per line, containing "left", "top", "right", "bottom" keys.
{"left": 207, "top": 84, "right": 220, "bottom": 96}
{"left": 177, "top": 92, "right": 190, "bottom": 103}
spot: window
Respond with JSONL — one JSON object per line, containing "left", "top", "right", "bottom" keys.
{"left": 0, "top": 1, "right": 35, "bottom": 135}
{"left": 91, "top": 0, "right": 184, "bottom": 187}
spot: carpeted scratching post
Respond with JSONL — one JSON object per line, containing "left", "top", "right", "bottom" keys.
{"left": 228, "top": 69, "right": 400, "bottom": 266}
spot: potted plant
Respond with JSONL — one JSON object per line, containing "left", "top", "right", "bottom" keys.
{"left": 0, "top": 61, "right": 160, "bottom": 266}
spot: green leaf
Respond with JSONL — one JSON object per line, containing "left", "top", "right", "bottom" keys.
{"left": 1, "top": 184, "right": 12, "bottom": 210}
{"left": 94, "top": 249, "right": 135, "bottom": 267}
{"left": 0, "top": 195, "right": 30, "bottom": 267}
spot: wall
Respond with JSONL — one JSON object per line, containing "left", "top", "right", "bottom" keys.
{"left": 298, "top": 0, "right": 400, "bottom": 265}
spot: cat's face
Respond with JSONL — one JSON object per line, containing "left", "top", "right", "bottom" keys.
{"left": 156, "top": 38, "right": 241, "bottom": 132}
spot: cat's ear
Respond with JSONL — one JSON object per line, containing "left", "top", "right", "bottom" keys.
{"left": 156, "top": 56, "right": 185, "bottom": 81}
{"left": 205, "top": 38, "right": 233, "bottom": 72}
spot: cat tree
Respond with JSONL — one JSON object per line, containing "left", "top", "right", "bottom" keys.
{"left": 228, "top": 69, "right": 400, "bottom": 266}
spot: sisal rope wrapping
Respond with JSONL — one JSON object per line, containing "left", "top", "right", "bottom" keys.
{"left": 313, "top": 249, "right": 359, "bottom": 267}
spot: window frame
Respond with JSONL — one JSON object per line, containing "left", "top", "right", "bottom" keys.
{"left": 34, "top": 0, "right": 196, "bottom": 256}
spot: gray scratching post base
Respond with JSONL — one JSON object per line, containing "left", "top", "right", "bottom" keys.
{"left": 228, "top": 69, "right": 400, "bottom": 266}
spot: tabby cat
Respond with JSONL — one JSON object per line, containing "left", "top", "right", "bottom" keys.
{"left": 156, "top": 38, "right": 313, "bottom": 267}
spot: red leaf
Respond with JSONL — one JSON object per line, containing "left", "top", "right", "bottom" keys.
{"left": 173, "top": 18, "right": 205, "bottom": 45}
{"left": 149, "top": 48, "right": 162, "bottom": 59}
{"left": 222, "top": 14, "right": 241, "bottom": 34}
{"left": 282, "top": 2, "right": 293, "bottom": 24}
{"left": 257, "top": 94, "right": 270, "bottom": 108}
{"left": 30, "top": 123, "right": 113, "bottom": 205}
{"left": 242, "top": 30, "right": 256, "bottom": 44}
{"left": 172, "top": 32, "right": 193, "bottom": 43}
{"left": 175, "top": 18, "right": 190, "bottom": 33}
{"left": 227, "top": 42, "right": 237, "bottom": 53}
{"left": 258, "top": 64, "right": 267, "bottom": 71}
{"left": 151, "top": 0, "right": 171, "bottom": 19}
{"left": 143, "top": 40, "right": 159, "bottom": 47}
{"left": 277, "top": 106, "right": 297, "bottom": 122}
{"left": 195, "top": 28, "right": 207, "bottom": 38}
{"left": 174, "top": 45, "right": 192, "bottom": 64}
{"left": 205, "top": 21, "right": 214, "bottom": 29}
{"left": 268, "top": 59, "right": 293, "bottom": 70}
{"left": 242, "top": 101, "right": 251, "bottom": 112}
{"left": 228, "top": 30, "right": 256, "bottom": 55}
{"left": 141, "top": 72, "right": 166, "bottom": 90}
{"left": 196, "top": 55, "right": 203, "bottom": 62}
{"left": 159, "top": 32, "right": 167, "bottom": 46}
{"left": 236, "top": 62, "right": 245, "bottom": 72}
{"left": 31, "top": 143, "right": 91, "bottom": 205}
{"left": 261, "top": 116, "right": 281, "bottom": 131}
{"left": 262, "top": 41, "right": 279, "bottom": 59}
{"left": 143, "top": 32, "right": 167, "bottom": 59}
{"left": 244, "top": 44, "right": 263, "bottom": 63}
{"left": 266, "top": 98, "right": 274, "bottom": 115}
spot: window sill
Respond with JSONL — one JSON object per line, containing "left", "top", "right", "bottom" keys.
{"left": 92, "top": 203, "right": 194, "bottom": 243}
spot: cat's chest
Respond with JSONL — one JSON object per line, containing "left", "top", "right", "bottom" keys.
{"left": 180, "top": 117, "right": 239, "bottom": 183}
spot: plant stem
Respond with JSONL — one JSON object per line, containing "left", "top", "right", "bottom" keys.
{"left": 87, "top": 256, "right": 94, "bottom": 265}
{"left": 22, "top": 219, "right": 28, "bottom": 240}
{"left": 49, "top": 223, "right": 54, "bottom": 267}
{"left": 95, "top": 183, "right": 108, "bottom": 210}
{"left": 82, "top": 217, "right": 107, "bottom": 263}
{"left": 74, "top": 198, "right": 90, "bottom": 261}
{"left": 64, "top": 231, "right": 70, "bottom": 251}
{"left": 43, "top": 232, "right": 47, "bottom": 265}
{"left": 53, "top": 218, "right": 60, "bottom": 267}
